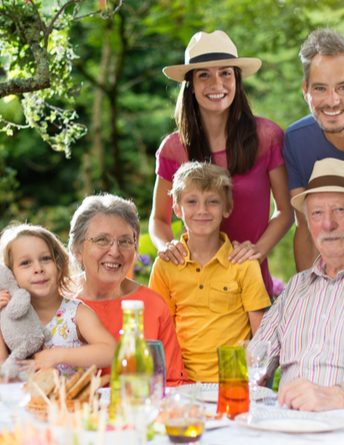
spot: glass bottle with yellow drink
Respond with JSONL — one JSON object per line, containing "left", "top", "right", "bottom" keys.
{"left": 109, "top": 300, "right": 153, "bottom": 423}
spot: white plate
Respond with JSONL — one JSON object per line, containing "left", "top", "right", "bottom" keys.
{"left": 177, "top": 384, "right": 276, "bottom": 404}
{"left": 235, "top": 409, "right": 344, "bottom": 433}
{"left": 253, "top": 386, "right": 277, "bottom": 402}
{"left": 206, "top": 417, "right": 231, "bottom": 430}
{"left": 0, "top": 382, "right": 29, "bottom": 407}
{"left": 177, "top": 383, "right": 218, "bottom": 403}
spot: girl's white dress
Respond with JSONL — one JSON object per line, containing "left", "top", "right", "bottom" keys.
{"left": 44, "top": 298, "right": 84, "bottom": 376}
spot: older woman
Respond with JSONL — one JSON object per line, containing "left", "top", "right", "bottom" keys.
{"left": 68, "top": 193, "right": 187, "bottom": 385}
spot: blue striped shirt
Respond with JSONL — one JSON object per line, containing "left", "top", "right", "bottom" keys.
{"left": 251, "top": 257, "right": 344, "bottom": 388}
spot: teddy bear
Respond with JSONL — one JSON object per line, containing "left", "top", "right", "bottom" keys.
{"left": 0, "top": 264, "right": 48, "bottom": 380}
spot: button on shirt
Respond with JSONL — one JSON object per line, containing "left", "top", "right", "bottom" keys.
{"left": 149, "top": 233, "right": 271, "bottom": 382}
{"left": 250, "top": 257, "right": 344, "bottom": 388}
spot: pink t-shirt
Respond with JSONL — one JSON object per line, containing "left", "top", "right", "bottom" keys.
{"left": 155, "top": 117, "right": 284, "bottom": 297}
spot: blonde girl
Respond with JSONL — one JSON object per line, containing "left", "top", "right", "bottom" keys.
{"left": 0, "top": 223, "right": 115, "bottom": 375}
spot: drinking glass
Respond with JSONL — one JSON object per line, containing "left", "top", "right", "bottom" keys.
{"left": 120, "top": 373, "right": 161, "bottom": 445}
{"left": 244, "top": 340, "right": 271, "bottom": 403}
{"left": 217, "top": 345, "right": 249, "bottom": 419}
{"left": 147, "top": 339, "right": 166, "bottom": 397}
{"left": 162, "top": 389, "right": 205, "bottom": 444}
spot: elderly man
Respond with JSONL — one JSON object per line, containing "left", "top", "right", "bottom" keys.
{"left": 250, "top": 157, "right": 344, "bottom": 411}
{"left": 284, "top": 29, "right": 344, "bottom": 272}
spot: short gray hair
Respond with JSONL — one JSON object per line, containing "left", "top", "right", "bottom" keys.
{"left": 300, "top": 28, "right": 344, "bottom": 86}
{"left": 68, "top": 194, "right": 140, "bottom": 261}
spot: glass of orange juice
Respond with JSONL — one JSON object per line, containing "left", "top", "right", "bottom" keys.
{"left": 217, "top": 345, "right": 249, "bottom": 419}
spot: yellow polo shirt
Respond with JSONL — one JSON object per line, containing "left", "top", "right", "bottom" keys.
{"left": 149, "top": 233, "right": 271, "bottom": 382}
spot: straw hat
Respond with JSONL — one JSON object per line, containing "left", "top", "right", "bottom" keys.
{"left": 163, "top": 30, "right": 262, "bottom": 82}
{"left": 291, "top": 158, "right": 344, "bottom": 213}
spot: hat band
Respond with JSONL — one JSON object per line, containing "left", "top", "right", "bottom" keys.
{"left": 307, "top": 175, "right": 344, "bottom": 190}
{"left": 189, "top": 52, "right": 236, "bottom": 64}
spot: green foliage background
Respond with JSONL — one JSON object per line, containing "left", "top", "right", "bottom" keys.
{"left": 1, "top": 0, "right": 344, "bottom": 285}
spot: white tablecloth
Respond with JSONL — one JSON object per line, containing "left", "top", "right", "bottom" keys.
{"left": 2, "top": 383, "right": 344, "bottom": 445}
{"left": 155, "top": 422, "right": 344, "bottom": 445}
{"left": 152, "top": 405, "right": 344, "bottom": 445}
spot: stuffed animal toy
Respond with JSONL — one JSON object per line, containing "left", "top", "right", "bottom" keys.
{"left": 0, "top": 264, "right": 47, "bottom": 379}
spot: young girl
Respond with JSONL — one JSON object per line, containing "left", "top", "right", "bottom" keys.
{"left": 0, "top": 223, "right": 116, "bottom": 375}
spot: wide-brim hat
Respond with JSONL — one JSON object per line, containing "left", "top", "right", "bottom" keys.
{"left": 291, "top": 158, "right": 344, "bottom": 213}
{"left": 163, "top": 30, "right": 262, "bottom": 82}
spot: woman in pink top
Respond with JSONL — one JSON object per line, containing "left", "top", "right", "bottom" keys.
{"left": 149, "top": 30, "right": 293, "bottom": 297}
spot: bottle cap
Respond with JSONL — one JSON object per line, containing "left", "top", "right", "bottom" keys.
{"left": 121, "top": 300, "right": 144, "bottom": 310}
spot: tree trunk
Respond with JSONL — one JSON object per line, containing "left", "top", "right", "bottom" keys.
{"left": 105, "top": 10, "right": 127, "bottom": 190}
{"left": 87, "top": 24, "right": 113, "bottom": 192}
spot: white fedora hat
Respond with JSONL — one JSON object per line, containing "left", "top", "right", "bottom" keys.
{"left": 163, "top": 30, "right": 262, "bottom": 82}
{"left": 291, "top": 158, "right": 344, "bottom": 213}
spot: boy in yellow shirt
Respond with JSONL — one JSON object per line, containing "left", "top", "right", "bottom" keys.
{"left": 149, "top": 161, "right": 270, "bottom": 382}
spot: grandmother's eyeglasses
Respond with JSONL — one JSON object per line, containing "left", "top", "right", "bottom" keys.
{"left": 86, "top": 234, "right": 136, "bottom": 250}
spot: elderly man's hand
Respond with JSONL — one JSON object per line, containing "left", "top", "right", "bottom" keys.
{"left": 278, "top": 378, "right": 344, "bottom": 411}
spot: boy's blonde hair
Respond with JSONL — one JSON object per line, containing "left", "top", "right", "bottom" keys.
{"left": 170, "top": 161, "right": 232, "bottom": 211}
{"left": 0, "top": 223, "right": 71, "bottom": 294}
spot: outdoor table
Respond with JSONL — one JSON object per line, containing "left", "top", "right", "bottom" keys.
{"left": 152, "top": 405, "right": 344, "bottom": 445}
{"left": 1, "top": 382, "right": 344, "bottom": 444}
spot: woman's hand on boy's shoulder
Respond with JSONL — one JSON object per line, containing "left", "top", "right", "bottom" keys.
{"left": 158, "top": 240, "right": 187, "bottom": 265}
{"left": 229, "top": 240, "right": 262, "bottom": 264}
{"left": 0, "top": 290, "right": 10, "bottom": 309}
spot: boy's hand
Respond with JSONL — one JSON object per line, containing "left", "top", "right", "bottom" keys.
{"left": 229, "top": 240, "right": 262, "bottom": 264}
{"left": 0, "top": 290, "right": 10, "bottom": 309}
{"left": 158, "top": 240, "right": 187, "bottom": 265}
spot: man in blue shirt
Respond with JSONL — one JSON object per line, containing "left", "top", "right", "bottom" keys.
{"left": 284, "top": 28, "right": 344, "bottom": 271}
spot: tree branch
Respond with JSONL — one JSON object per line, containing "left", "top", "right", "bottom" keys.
{"left": 45, "top": 0, "right": 81, "bottom": 46}
{"left": 0, "top": 5, "right": 50, "bottom": 98}
{"left": 25, "top": 0, "right": 47, "bottom": 38}
{"left": 73, "top": 0, "right": 124, "bottom": 20}
{"left": 75, "top": 63, "right": 108, "bottom": 92}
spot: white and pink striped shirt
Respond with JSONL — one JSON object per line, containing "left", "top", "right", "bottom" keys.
{"left": 251, "top": 257, "right": 344, "bottom": 388}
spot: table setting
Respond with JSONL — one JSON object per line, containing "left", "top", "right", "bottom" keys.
{"left": 2, "top": 379, "right": 344, "bottom": 445}
{"left": 151, "top": 383, "right": 344, "bottom": 445}
{"left": 1, "top": 339, "right": 344, "bottom": 445}
{"left": 150, "top": 340, "right": 344, "bottom": 444}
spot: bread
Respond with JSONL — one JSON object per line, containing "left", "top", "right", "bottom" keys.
{"left": 76, "top": 373, "right": 110, "bottom": 403}
{"left": 26, "top": 368, "right": 58, "bottom": 398}
{"left": 66, "top": 364, "right": 97, "bottom": 399}
{"left": 65, "top": 370, "right": 83, "bottom": 393}
{"left": 26, "top": 365, "right": 108, "bottom": 420}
